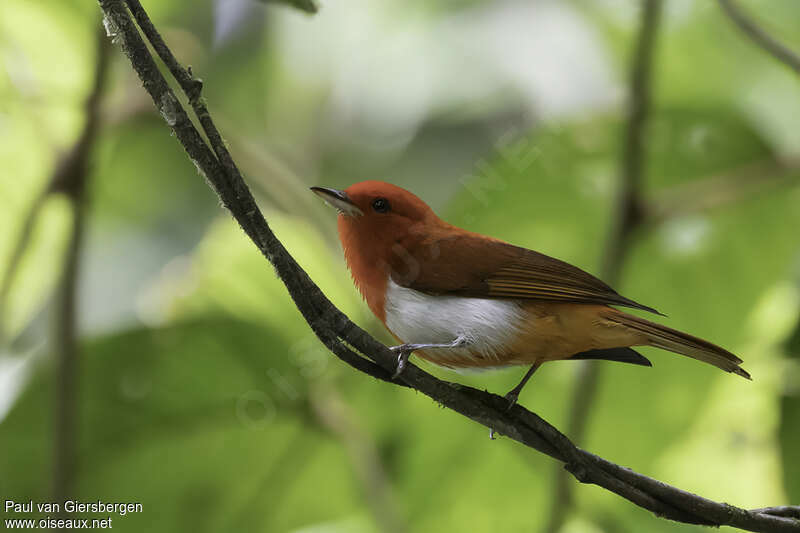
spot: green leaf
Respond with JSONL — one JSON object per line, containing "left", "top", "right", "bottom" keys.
{"left": 0, "top": 0, "right": 99, "bottom": 342}
{"left": 91, "top": 116, "right": 219, "bottom": 233}
{"left": 163, "top": 209, "right": 365, "bottom": 338}
{"left": 0, "top": 318, "right": 369, "bottom": 532}
{"left": 0, "top": 196, "right": 71, "bottom": 341}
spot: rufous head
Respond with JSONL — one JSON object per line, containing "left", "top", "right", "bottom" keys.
{"left": 311, "top": 181, "right": 438, "bottom": 248}
{"left": 312, "top": 181, "right": 442, "bottom": 316}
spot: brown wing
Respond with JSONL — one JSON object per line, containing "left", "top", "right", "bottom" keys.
{"left": 389, "top": 232, "right": 661, "bottom": 315}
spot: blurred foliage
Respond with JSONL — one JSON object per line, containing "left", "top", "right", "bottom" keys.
{"left": 257, "top": 0, "right": 318, "bottom": 15}
{"left": 1, "top": 0, "right": 800, "bottom": 532}
{"left": 447, "top": 108, "right": 798, "bottom": 525}
{"left": 0, "top": 319, "right": 374, "bottom": 532}
{"left": 780, "top": 313, "right": 800, "bottom": 503}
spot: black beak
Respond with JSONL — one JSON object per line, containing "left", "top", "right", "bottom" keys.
{"left": 310, "top": 187, "right": 363, "bottom": 216}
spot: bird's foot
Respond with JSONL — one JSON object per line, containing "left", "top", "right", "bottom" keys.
{"left": 389, "top": 334, "right": 470, "bottom": 378}
{"left": 449, "top": 334, "right": 470, "bottom": 349}
{"left": 501, "top": 361, "right": 542, "bottom": 411}
{"left": 391, "top": 348, "right": 411, "bottom": 379}
{"left": 503, "top": 390, "right": 520, "bottom": 411}
{"left": 488, "top": 392, "right": 520, "bottom": 439}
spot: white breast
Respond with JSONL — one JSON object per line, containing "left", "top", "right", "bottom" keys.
{"left": 383, "top": 279, "right": 526, "bottom": 365}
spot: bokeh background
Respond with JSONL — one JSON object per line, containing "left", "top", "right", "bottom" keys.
{"left": 1, "top": 0, "right": 799, "bottom": 531}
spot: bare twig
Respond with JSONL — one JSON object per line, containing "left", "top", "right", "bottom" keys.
{"left": 718, "top": 0, "right": 800, "bottom": 75}
{"left": 601, "top": 0, "right": 662, "bottom": 284}
{"left": 310, "top": 385, "right": 407, "bottom": 533}
{"left": 95, "top": 1, "right": 800, "bottom": 531}
{"left": 51, "top": 179, "right": 86, "bottom": 511}
{"left": 51, "top": 26, "right": 111, "bottom": 507}
{"left": 546, "top": 2, "right": 663, "bottom": 531}
{"left": 0, "top": 190, "right": 48, "bottom": 345}
{"left": 645, "top": 157, "right": 800, "bottom": 224}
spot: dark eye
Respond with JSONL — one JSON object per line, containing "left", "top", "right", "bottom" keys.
{"left": 371, "top": 197, "right": 390, "bottom": 213}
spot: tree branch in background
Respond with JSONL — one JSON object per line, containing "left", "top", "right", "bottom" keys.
{"left": 51, "top": 25, "right": 111, "bottom": 509}
{"left": 96, "top": 1, "right": 800, "bottom": 531}
{"left": 310, "top": 385, "right": 407, "bottom": 533}
{"left": 0, "top": 191, "right": 48, "bottom": 346}
{"left": 645, "top": 157, "right": 800, "bottom": 224}
{"left": 600, "top": 0, "right": 662, "bottom": 284}
{"left": 546, "top": 1, "right": 663, "bottom": 531}
{"left": 718, "top": 0, "right": 800, "bottom": 75}
{"left": 0, "top": 19, "right": 114, "bottom": 507}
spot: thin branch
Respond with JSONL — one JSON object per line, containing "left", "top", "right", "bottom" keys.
{"left": 51, "top": 178, "right": 86, "bottom": 512}
{"left": 52, "top": 25, "right": 111, "bottom": 508}
{"left": 645, "top": 157, "right": 799, "bottom": 224}
{"left": 310, "top": 385, "right": 407, "bottom": 533}
{"left": 718, "top": 0, "right": 800, "bottom": 75}
{"left": 0, "top": 190, "right": 48, "bottom": 345}
{"left": 601, "top": 0, "right": 662, "bottom": 285}
{"left": 96, "top": 1, "right": 800, "bottom": 531}
{"left": 755, "top": 508, "right": 800, "bottom": 521}
{"left": 546, "top": 2, "right": 663, "bottom": 531}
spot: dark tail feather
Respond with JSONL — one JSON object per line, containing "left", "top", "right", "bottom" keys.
{"left": 606, "top": 310, "right": 751, "bottom": 380}
{"left": 570, "top": 347, "right": 652, "bottom": 367}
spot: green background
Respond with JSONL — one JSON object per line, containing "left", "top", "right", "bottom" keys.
{"left": 1, "top": 1, "right": 799, "bottom": 531}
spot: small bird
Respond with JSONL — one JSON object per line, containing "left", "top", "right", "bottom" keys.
{"left": 312, "top": 181, "right": 750, "bottom": 404}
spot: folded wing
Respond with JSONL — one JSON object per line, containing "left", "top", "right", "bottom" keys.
{"left": 391, "top": 232, "right": 660, "bottom": 315}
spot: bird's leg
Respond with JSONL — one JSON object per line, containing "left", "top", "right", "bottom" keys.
{"left": 489, "top": 361, "right": 542, "bottom": 440}
{"left": 504, "top": 361, "right": 542, "bottom": 409}
{"left": 389, "top": 334, "right": 470, "bottom": 378}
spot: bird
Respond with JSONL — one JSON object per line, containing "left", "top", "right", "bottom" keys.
{"left": 311, "top": 181, "right": 750, "bottom": 405}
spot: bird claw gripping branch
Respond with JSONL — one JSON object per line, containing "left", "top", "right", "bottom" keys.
{"left": 389, "top": 334, "right": 470, "bottom": 379}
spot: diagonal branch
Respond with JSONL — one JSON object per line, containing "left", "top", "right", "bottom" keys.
{"left": 0, "top": 190, "right": 48, "bottom": 345}
{"left": 718, "top": 0, "right": 800, "bottom": 75}
{"left": 547, "top": 1, "right": 663, "bottom": 531}
{"left": 96, "top": 1, "right": 800, "bottom": 531}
